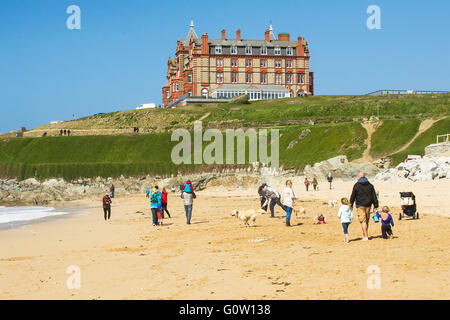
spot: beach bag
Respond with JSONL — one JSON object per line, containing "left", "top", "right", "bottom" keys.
{"left": 150, "top": 191, "right": 159, "bottom": 203}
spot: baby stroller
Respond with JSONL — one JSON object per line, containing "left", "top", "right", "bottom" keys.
{"left": 399, "top": 192, "right": 419, "bottom": 220}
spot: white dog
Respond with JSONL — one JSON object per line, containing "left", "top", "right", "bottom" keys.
{"left": 328, "top": 200, "right": 338, "bottom": 207}
{"left": 293, "top": 205, "right": 306, "bottom": 218}
{"left": 231, "top": 209, "right": 259, "bottom": 227}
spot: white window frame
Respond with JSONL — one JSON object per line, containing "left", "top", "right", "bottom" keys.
{"left": 216, "top": 72, "right": 223, "bottom": 84}
{"left": 231, "top": 72, "right": 238, "bottom": 84}
{"left": 274, "top": 46, "right": 281, "bottom": 55}
{"left": 231, "top": 45, "right": 237, "bottom": 54}
{"left": 245, "top": 45, "right": 252, "bottom": 55}
{"left": 187, "top": 74, "right": 192, "bottom": 83}
{"left": 260, "top": 46, "right": 267, "bottom": 55}
{"left": 286, "top": 47, "right": 293, "bottom": 55}
{"left": 275, "top": 60, "right": 281, "bottom": 68}
{"left": 298, "top": 73, "right": 304, "bottom": 84}
{"left": 286, "top": 73, "right": 292, "bottom": 84}
{"left": 286, "top": 60, "right": 292, "bottom": 68}
{"left": 216, "top": 59, "right": 223, "bottom": 67}
{"left": 246, "top": 72, "right": 252, "bottom": 84}
{"left": 260, "top": 73, "right": 267, "bottom": 84}
{"left": 166, "top": 90, "right": 169, "bottom": 98}
{"left": 176, "top": 83, "right": 179, "bottom": 91}
{"left": 260, "top": 59, "right": 266, "bottom": 68}
{"left": 275, "top": 73, "right": 281, "bottom": 84}
{"left": 245, "top": 59, "right": 252, "bottom": 67}
{"left": 215, "top": 46, "right": 222, "bottom": 54}
{"left": 201, "top": 88, "right": 208, "bottom": 97}
{"left": 231, "top": 59, "right": 237, "bottom": 67}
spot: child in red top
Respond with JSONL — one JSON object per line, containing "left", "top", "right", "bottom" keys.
{"left": 161, "top": 187, "right": 171, "bottom": 218}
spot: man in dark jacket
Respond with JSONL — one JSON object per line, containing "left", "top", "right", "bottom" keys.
{"left": 350, "top": 172, "right": 379, "bottom": 241}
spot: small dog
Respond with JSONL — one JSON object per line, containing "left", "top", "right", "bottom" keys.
{"left": 231, "top": 209, "right": 258, "bottom": 227}
{"left": 293, "top": 205, "right": 306, "bottom": 218}
{"left": 328, "top": 200, "right": 338, "bottom": 207}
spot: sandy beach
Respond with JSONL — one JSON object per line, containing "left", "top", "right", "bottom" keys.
{"left": 1, "top": 179, "right": 449, "bottom": 300}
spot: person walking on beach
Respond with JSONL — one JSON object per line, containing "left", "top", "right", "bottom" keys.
{"left": 312, "top": 177, "right": 318, "bottom": 191}
{"left": 262, "top": 185, "right": 286, "bottom": 218}
{"left": 374, "top": 206, "right": 394, "bottom": 239}
{"left": 102, "top": 193, "right": 112, "bottom": 221}
{"left": 327, "top": 172, "right": 333, "bottom": 190}
{"left": 110, "top": 184, "right": 115, "bottom": 198}
{"left": 150, "top": 185, "right": 162, "bottom": 226}
{"left": 283, "top": 180, "right": 296, "bottom": 227}
{"left": 304, "top": 178, "right": 310, "bottom": 191}
{"left": 258, "top": 183, "right": 269, "bottom": 212}
{"left": 181, "top": 180, "right": 195, "bottom": 224}
{"left": 161, "top": 187, "right": 171, "bottom": 218}
{"left": 349, "top": 172, "right": 379, "bottom": 241}
{"left": 337, "top": 198, "right": 354, "bottom": 243}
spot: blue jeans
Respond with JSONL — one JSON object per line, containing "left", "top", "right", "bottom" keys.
{"left": 184, "top": 205, "right": 192, "bottom": 224}
{"left": 342, "top": 222, "right": 350, "bottom": 235}
{"left": 151, "top": 208, "right": 158, "bottom": 225}
{"left": 285, "top": 206, "right": 293, "bottom": 223}
{"left": 270, "top": 197, "right": 286, "bottom": 217}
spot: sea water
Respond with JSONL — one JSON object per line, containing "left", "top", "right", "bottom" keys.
{"left": 0, "top": 206, "right": 72, "bottom": 230}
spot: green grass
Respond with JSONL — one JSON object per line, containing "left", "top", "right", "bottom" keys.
{"left": 34, "top": 94, "right": 450, "bottom": 133}
{"left": 0, "top": 122, "right": 367, "bottom": 180}
{"left": 390, "top": 117, "right": 450, "bottom": 165}
{"left": 371, "top": 119, "right": 421, "bottom": 156}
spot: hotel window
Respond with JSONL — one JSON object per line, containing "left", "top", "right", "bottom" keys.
{"left": 260, "top": 73, "right": 267, "bottom": 84}
{"left": 298, "top": 73, "right": 304, "bottom": 84}
{"left": 216, "top": 59, "right": 223, "bottom": 67}
{"left": 245, "top": 59, "right": 252, "bottom": 67}
{"left": 261, "top": 46, "right": 267, "bottom": 55}
{"left": 216, "top": 72, "right": 223, "bottom": 83}
{"left": 245, "top": 46, "right": 252, "bottom": 55}
{"left": 274, "top": 46, "right": 281, "bottom": 55}
{"left": 260, "top": 59, "right": 266, "bottom": 68}
{"left": 286, "top": 47, "right": 293, "bottom": 55}
{"left": 187, "top": 74, "right": 192, "bottom": 83}
{"left": 202, "top": 88, "right": 208, "bottom": 97}
{"left": 275, "top": 60, "right": 282, "bottom": 68}
{"left": 286, "top": 60, "right": 292, "bottom": 68}
{"left": 286, "top": 73, "right": 292, "bottom": 84}
{"left": 176, "top": 83, "right": 179, "bottom": 91}
{"left": 246, "top": 72, "right": 252, "bottom": 83}
{"left": 275, "top": 73, "right": 282, "bottom": 84}
{"left": 231, "top": 72, "right": 238, "bottom": 83}
{"left": 231, "top": 59, "right": 238, "bottom": 67}
{"left": 215, "top": 46, "right": 222, "bottom": 54}
{"left": 187, "top": 91, "right": 192, "bottom": 97}
{"left": 166, "top": 90, "right": 169, "bottom": 98}
{"left": 231, "top": 45, "right": 237, "bottom": 54}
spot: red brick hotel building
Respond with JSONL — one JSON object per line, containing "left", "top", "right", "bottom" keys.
{"left": 162, "top": 21, "right": 314, "bottom": 107}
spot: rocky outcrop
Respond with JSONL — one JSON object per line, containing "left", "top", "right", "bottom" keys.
{"left": 303, "top": 155, "right": 380, "bottom": 181}
{"left": 374, "top": 155, "right": 450, "bottom": 182}
{"left": 425, "top": 142, "right": 450, "bottom": 157}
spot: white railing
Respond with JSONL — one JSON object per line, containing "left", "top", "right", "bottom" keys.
{"left": 436, "top": 134, "right": 450, "bottom": 144}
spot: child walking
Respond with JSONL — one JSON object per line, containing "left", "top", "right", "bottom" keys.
{"left": 283, "top": 180, "right": 296, "bottom": 227}
{"left": 375, "top": 206, "right": 394, "bottom": 239}
{"left": 337, "top": 198, "right": 354, "bottom": 243}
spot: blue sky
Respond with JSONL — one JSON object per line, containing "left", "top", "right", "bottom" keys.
{"left": 0, "top": 0, "right": 449, "bottom": 133}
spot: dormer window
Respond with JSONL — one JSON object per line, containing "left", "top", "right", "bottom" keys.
{"left": 286, "top": 47, "right": 293, "bottom": 55}
{"left": 215, "top": 46, "right": 222, "bottom": 54}
{"left": 231, "top": 45, "right": 237, "bottom": 54}
{"left": 274, "top": 46, "right": 281, "bottom": 55}
{"left": 260, "top": 46, "right": 267, "bottom": 55}
{"left": 245, "top": 46, "right": 252, "bottom": 55}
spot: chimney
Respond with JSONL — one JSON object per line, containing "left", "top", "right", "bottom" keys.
{"left": 296, "top": 36, "right": 304, "bottom": 56}
{"left": 265, "top": 29, "right": 270, "bottom": 42}
{"left": 278, "top": 33, "right": 290, "bottom": 41}
{"left": 236, "top": 29, "right": 241, "bottom": 41}
{"left": 221, "top": 29, "right": 226, "bottom": 40}
{"left": 201, "top": 33, "right": 209, "bottom": 55}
